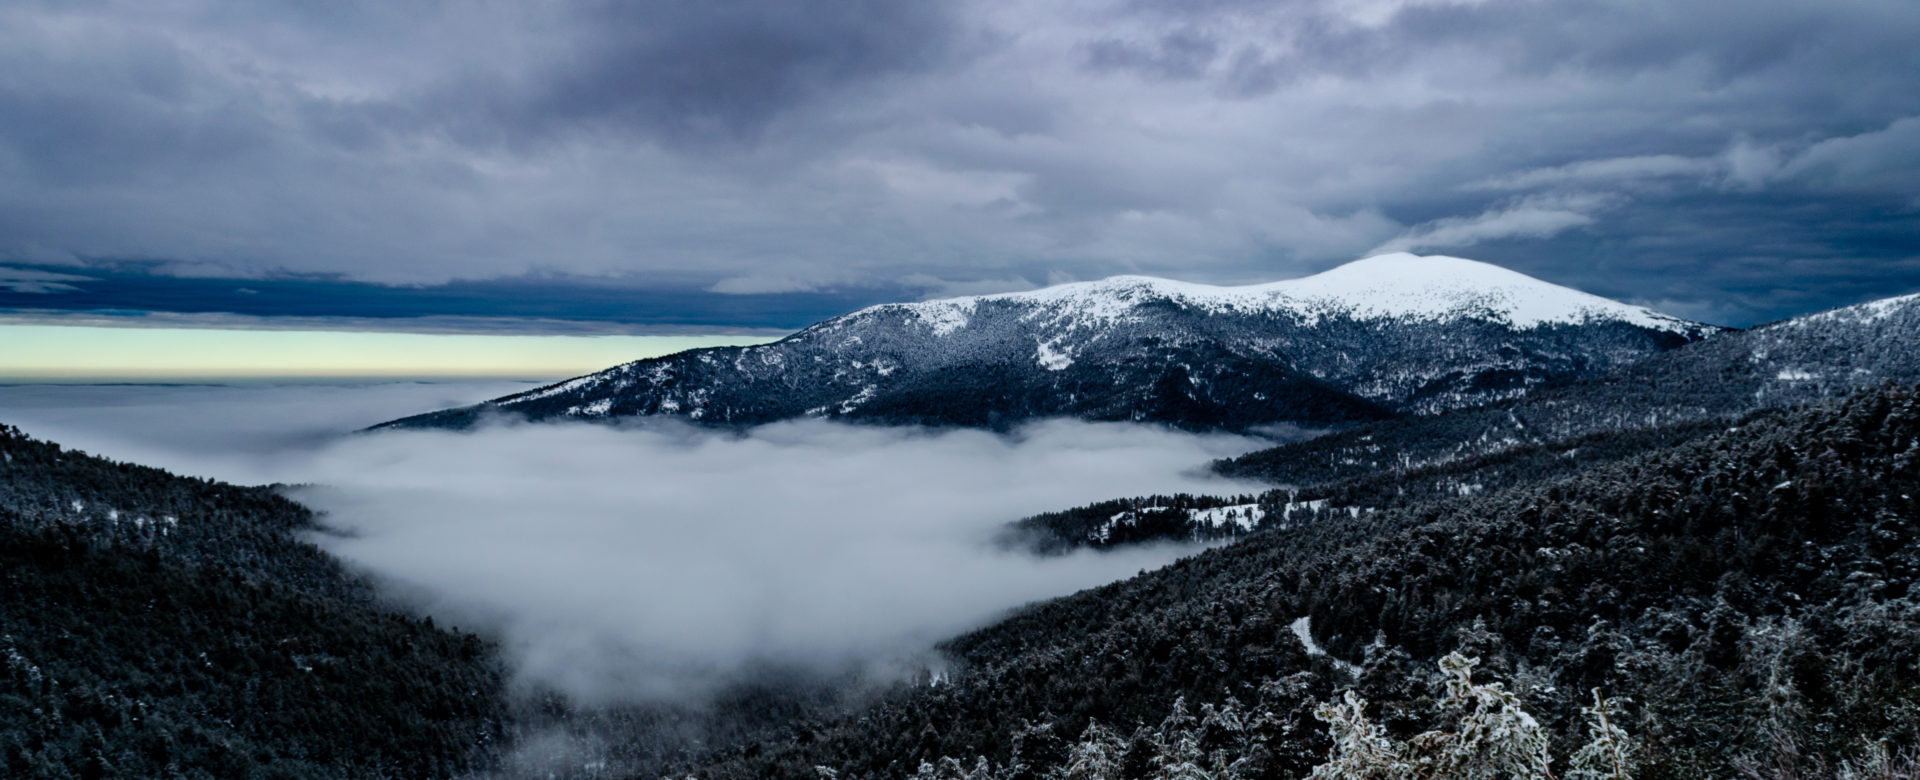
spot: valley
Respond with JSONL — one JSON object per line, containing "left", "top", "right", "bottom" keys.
{"left": 11, "top": 2, "right": 1919, "bottom": 775}
{"left": 5, "top": 258, "right": 1919, "bottom": 778}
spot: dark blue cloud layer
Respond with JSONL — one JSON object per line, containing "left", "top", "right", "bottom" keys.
{"left": 0, "top": 263, "right": 890, "bottom": 332}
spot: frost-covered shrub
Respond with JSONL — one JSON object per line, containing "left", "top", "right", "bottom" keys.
{"left": 1308, "top": 690, "right": 1410, "bottom": 780}
{"left": 1310, "top": 653, "right": 1634, "bottom": 780}
{"left": 1406, "top": 653, "right": 1552, "bottom": 779}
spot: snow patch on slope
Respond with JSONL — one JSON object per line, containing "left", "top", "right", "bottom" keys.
{"left": 1036, "top": 339, "right": 1075, "bottom": 371}
{"left": 1291, "top": 616, "right": 1328, "bottom": 656}
{"left": 1291, "top": 616, "right": 1361, "bottom": 675}
{"left": 1090, "top": 502, "right": 1266, "bottom": 543}
{"left": 514, "top": 375, "right": 602, "bottom": 403}
{"left": 1189, "top": 503, "right": 1264, "bottom": 531}
{"left": 1789, "top": 291, "right": 1920, "bottom": 327}
{"left": 568, "top": 398, "right": 613, "bottom": 417}
{"left": 910, "top": 299, "right": 976, "bottom": 336}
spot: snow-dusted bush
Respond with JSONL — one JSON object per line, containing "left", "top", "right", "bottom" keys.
{"left": 1310, "top": 653, "right": 1634, "bottom": 780}
{"left": 1308, "top": 690, "right": 1411, "bottom": 780}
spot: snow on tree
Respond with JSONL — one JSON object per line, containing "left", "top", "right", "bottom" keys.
{"left": 1310, "top": 653, "right": 1634, "bottom": 780}
{"left": 1566, "top": 689, "right": 1634, "bottom": 780}
{"left": 1406, "top": 652, "right": 1553, "bottom": 779}
{"left": 1062, "top": 721, "right": 1126, "bottom": 780}
{"left": 1308, "top": 690, "right": 1411, "bottom": 780}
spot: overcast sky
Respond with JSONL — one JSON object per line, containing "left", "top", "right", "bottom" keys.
{"left": 3, "top": 0, "right": 1918, "bottom": 328}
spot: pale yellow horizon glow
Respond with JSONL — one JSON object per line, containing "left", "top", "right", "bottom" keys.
{"left": 0, "top": 325, "right": 779, "bottom": 380}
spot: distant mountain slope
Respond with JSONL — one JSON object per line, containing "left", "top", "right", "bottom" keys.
{"left": 682, "top": 384, "right": 1920, "bottom": 780}
{"left": 1010, "top": 416, "right": 1737, "bottom": 554}
{"left": 1023, "top": 288, "right": 1920, "bottom": 551}
{"left": 1219, "top": 290, "right": 1920, "bottom": 485}
{"left": 374, "top": 254, "right": 1714, "bottom": 432}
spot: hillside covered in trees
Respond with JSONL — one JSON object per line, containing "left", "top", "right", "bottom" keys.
{"left": 0, "top": 425, "right": 507, "bottom": 778}
{"left": 677, "top": 384, "right": 1920, "bottom": 778}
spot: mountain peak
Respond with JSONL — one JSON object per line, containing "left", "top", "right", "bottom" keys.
{"left": 887, "top": 253, "right": 1700, "bottom": 334}
{"left": 1272, "top": 252, "right": 1692, "bottom": 331}
{"left": 1310, "top": 251, "right": 1530, "bottom": 283}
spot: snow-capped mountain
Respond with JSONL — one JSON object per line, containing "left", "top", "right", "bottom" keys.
{"left": 1219, "top": 289, "right": 1920, "bottom": 485}
{"left": 374, "top": 253, "right": 1718, "bottom": 432}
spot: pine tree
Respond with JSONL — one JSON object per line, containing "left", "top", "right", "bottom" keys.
{"left": 1148, "top": 697, "right": 1212, "bottom": 780}
{"left": 1308, "top": 690, "right": 1410, "bottom": 780}
{"left": 1566, "top": 689, "right": 1634, "bottom": 780}
{"left": 1062, "top": 721, "right": 1125, "bottom": 780}
{"left": 1406, "top": 652, "right": 1552, "bottom": 779}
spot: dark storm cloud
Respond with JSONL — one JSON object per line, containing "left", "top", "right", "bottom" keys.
{"left": 1085, "top": 29, "right": 1221, "bottom": 81}
{"left": 420, "top": 1, "right": 960, "bottom": 148}
{"left": 1, "top": 0, "right": 1917, "bottom": 326}
{"left": 1431, "top": 189, "right": 1920, "bottom": 326}
{"left": 0, "top": 261, "right": 896, "bottom": 331}
{"left": 534, "top": 2, "right": 953, "bottom": 144}
{"left": 0, "top": 267, "right": 90, "bottom": 295}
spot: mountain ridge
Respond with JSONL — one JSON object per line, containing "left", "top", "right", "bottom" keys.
{"left": 884, "top": 253, "right": 1701, "bottom": 335}
{"left": 374, "top": 254, "right": 1715, "bottom": 432}
{"left": 1217, "top": 286, "right": 1920, "bottom": 486}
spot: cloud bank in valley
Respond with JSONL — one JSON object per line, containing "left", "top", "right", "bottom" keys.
{"left": 296, "top": 418, "right": 1265, "bottom": 703}
{"left": 0, "top": 382, "right": 1268, "bottom": 704}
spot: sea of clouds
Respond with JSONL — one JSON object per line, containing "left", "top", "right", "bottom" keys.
{"left": 0, "top": 381, "right": 1269, "bottom": 703}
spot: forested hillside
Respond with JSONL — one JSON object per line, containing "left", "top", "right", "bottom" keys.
{"left": 0, "top": 425, "right": 368, "bottom": 601}
{"left": 1010, "top": 418, "right": 1736, "bottom": 554}
{"left": 678, "top": 384, "right": 1920, "bottom": 779}
{"left": 0, "top": 425, "right": 506, "bottom": 778}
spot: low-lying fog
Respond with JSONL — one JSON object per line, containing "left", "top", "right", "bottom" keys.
{"left": 0, "top": 381, "right": 1269, "bottom": 704}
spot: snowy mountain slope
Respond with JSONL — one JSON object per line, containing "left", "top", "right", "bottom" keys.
{"left": 1220, "top": 289, "right": 1920, "bottom": 484}
{"left": 374, "top": 254, "right": 1717, "bottom": 432}
{"left": 894, "top": 252, "right": 1697, "bottom": 334}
